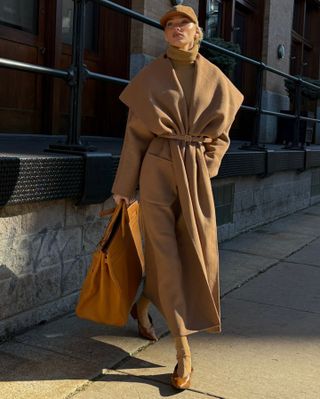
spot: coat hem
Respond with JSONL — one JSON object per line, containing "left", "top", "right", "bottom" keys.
{"left": 171, "top": 323, "right": 221, "bottom": 337}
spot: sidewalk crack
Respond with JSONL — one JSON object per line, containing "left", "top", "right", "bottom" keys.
{"left": 228, "top": 297, "right": 320, "bottom": 315}
{"left": 222, "top": 234, "right": 320, "bottom": 297}
{"left": 113, "top": 369, "right": 228, "bottom": 399}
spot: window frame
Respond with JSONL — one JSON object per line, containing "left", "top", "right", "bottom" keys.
{"left": 0, "top": 0, "right": 39, "bottom": 35}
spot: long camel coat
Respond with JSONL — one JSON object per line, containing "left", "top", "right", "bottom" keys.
{"left": 112, "top": 53, "right": 243, "bottom": 336}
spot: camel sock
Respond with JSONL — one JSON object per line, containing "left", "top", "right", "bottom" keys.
{"left": 137, "top": 294, "right": 151, "bottom": 328}
{"left": 174, "top": 336, "right": 192, "bottom": 378}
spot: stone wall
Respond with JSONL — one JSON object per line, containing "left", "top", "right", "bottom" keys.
{"left": 0, "top": 197, "right": 114, "bottom": 340}
{"left": 259, "top": 90, "right": 290, "bottom": 143}
{"left": 262, "top": 0, "right": 294, "bottom": 95}
{"left": 1, "top": 167, "right": 320, "bottom": 340}
{"left": 216, "top": 167, "right": 320, "bottom": 242}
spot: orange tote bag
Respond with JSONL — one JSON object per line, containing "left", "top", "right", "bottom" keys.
{"left": 76, "top": 200, "right": 144, "bottom": 326}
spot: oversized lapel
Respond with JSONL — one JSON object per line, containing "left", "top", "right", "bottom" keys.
{"left": 119, "top": 53, "right": 243, "bottom": 138}
{"left": 119, "top": 55, "right": 188, "bottom": 135}
{"left": 188, "top": 54, "right": 244, "bottom": 136}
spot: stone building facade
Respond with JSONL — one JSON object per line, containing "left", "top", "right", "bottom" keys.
{"left": 130, "top": 0, "right": 320, "bottom": 143}
{"left": 260, "top": 0, "right": 295, "bottom": 142}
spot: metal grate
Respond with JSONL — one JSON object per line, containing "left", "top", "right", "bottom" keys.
{"left": 218, "top": 152, "right": 265, "bottom": 177}
{"left": 0, "top": 157, "right": 84, "bottom": 206}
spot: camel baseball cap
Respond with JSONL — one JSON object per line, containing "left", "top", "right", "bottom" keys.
{"left": 160, "top": 5, "right": 198, "bottom": 28}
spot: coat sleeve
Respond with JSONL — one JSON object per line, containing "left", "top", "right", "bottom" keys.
{"left": 111, "top": 110, "right": 155, "bottom": 198}
{"left": 203, "top": 126, "right": 231, "bottom": 178}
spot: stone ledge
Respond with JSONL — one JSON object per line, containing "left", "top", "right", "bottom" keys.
{"left": 0, "top": 292, "right": 79, "bottom": 341}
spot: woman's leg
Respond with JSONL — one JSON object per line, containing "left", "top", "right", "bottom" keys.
{"left": 131, "top": 290, "right": 157, "bottom": 341}
{"left": 170, "top": 335, "right": 193, "bottom": 389}
{"left": 136, "top": 292, "right": 151, "bottom": 328}
{"left": 174, "top": 336, "right": 192, "bottom": 377}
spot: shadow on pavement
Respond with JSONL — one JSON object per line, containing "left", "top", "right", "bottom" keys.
{"left": 98, "top": 372, "right": 186, "bottom": 398}
{"left": 0, "top": 337, "right": 163, "bottom": 377}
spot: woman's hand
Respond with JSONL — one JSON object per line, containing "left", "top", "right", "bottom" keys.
{"left": 113, "top": 194, "right": 133, "bottom": 206}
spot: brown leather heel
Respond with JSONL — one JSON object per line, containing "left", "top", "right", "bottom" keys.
{"left": 170, "top": 363, "right": 193, "bottom": 390}
{"left": 130, "top": 303, "right": 158, "bottom": 341}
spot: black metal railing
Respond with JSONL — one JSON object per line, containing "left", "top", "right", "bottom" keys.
{"left": 0, "top": 0, "right": 319, "bottom": 152}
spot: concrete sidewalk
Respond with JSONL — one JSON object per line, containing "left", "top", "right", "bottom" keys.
{"left": 1, "top": 204, "right": 320, "bottom": 399}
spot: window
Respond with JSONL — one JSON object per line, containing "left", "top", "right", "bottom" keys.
{"left": 304, "top": 1, "right": 313, "bottom": 40}
{"left": 0, "top": 0, "right": 38, "bottom": 34}
{"left": 205, "top": 0, "right": 222, "bottom": 38}
{"left": 290, "top": 0, "right": 319, "bottom": 77}
{"left": 61, "top": 0, "right": 99, "bottom": 52}
{"left": 292, "top": 0, "right": 304, "bottom": 34}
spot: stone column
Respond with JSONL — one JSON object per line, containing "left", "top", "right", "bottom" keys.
{"left": 130, "top": 0, "right": 199, "bottom": 77}
{"left": 260, "top": 0, "right": 294, "bottom": 143}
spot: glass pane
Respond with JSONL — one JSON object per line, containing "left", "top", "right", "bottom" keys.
{"left": 61, "top": 0, "right": 73, "bottom": 43}
{"left": 292, "top": 0, "right": 304, "bottom": 34}
{"left": 304, "top": 3, "right": 312, "bottom": 41}
{"left": 62, "top": 0, "right": 99, "bottom": 51}
{"left": 206, "top": 0, "right": 222, "bottom": 38}
{"left": 0, "top": 0, "right": 38, "bottom": 34}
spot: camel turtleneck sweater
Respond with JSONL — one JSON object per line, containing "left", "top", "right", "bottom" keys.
{"left": 166, "top": 44, "right": 199, "bottom": 112}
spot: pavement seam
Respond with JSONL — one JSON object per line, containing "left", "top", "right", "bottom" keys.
{"left": 221, "top": 259, "right": 280, "bottom": 299}
{"left": 60, "top": 331, "right": 171, "bottom": 398}
{"left": 226, "top": 296, "right": 320, "bottom": 315}
{"left": 222, "top": 234, "right": 320, "bottom": 299}
{"left": 103, "top": 368, "right": 228, "bottom": 399}
{"left": 302, "top": 211, "right": 320, "bottom": 217}
{"left": 280, "top": 260, "right": 320, "bottom": 269}
{"left": 219, "top": 247, "right": 279, "bottom": 259}
{"left": 63, "top": 380, "right": 94, "bottom": 399}
{"left": 111, "top": 330, "right": 170, "bottom": 370}
{"left": 61, "top": 362, "right": 227, "bottom": 399}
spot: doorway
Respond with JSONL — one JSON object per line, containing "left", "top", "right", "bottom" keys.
{"left": 0, "top": 0, "right": 47, "bottom": 133}
{"left": 0, "top": 0, "right": 132, "bottom": 137}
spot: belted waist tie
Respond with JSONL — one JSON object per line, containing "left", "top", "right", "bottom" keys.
{"left": 159, "top": 134, "right": 211, "bottom": 144}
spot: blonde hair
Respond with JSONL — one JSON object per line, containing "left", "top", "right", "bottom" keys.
{"left": 195, "top": 25, "right": 204, "bottom": 45}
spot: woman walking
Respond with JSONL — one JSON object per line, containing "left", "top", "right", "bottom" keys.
{"left": 112, "top": 5, "right": 243, "bottom": 390}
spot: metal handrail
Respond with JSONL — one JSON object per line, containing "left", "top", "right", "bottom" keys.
{"left": 0, "top": 57, "right": 69, "bottom": 79}
{"left": 0, "top": 0, "right": 319, "bottom": 150}
{"left": 86, "top": 69, "right": 129, "bottom": 85}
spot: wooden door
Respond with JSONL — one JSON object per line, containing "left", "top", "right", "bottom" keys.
{"left": 100, "top": 0, "right": 132, "bottom": 138}
{"left": 54, "top": 0, "right": 131, "bottom": 137}
{"left": 233, "top": 1, "right": 263, "bottom": 103}
{"left": 0, "top": 0, "right": 47, "bottom": 133}
{"left": 231, "top": 1, "right": 264, "bottom": 140}
{"left": 199, "top": 0, "right": 265, "bottom": 141}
